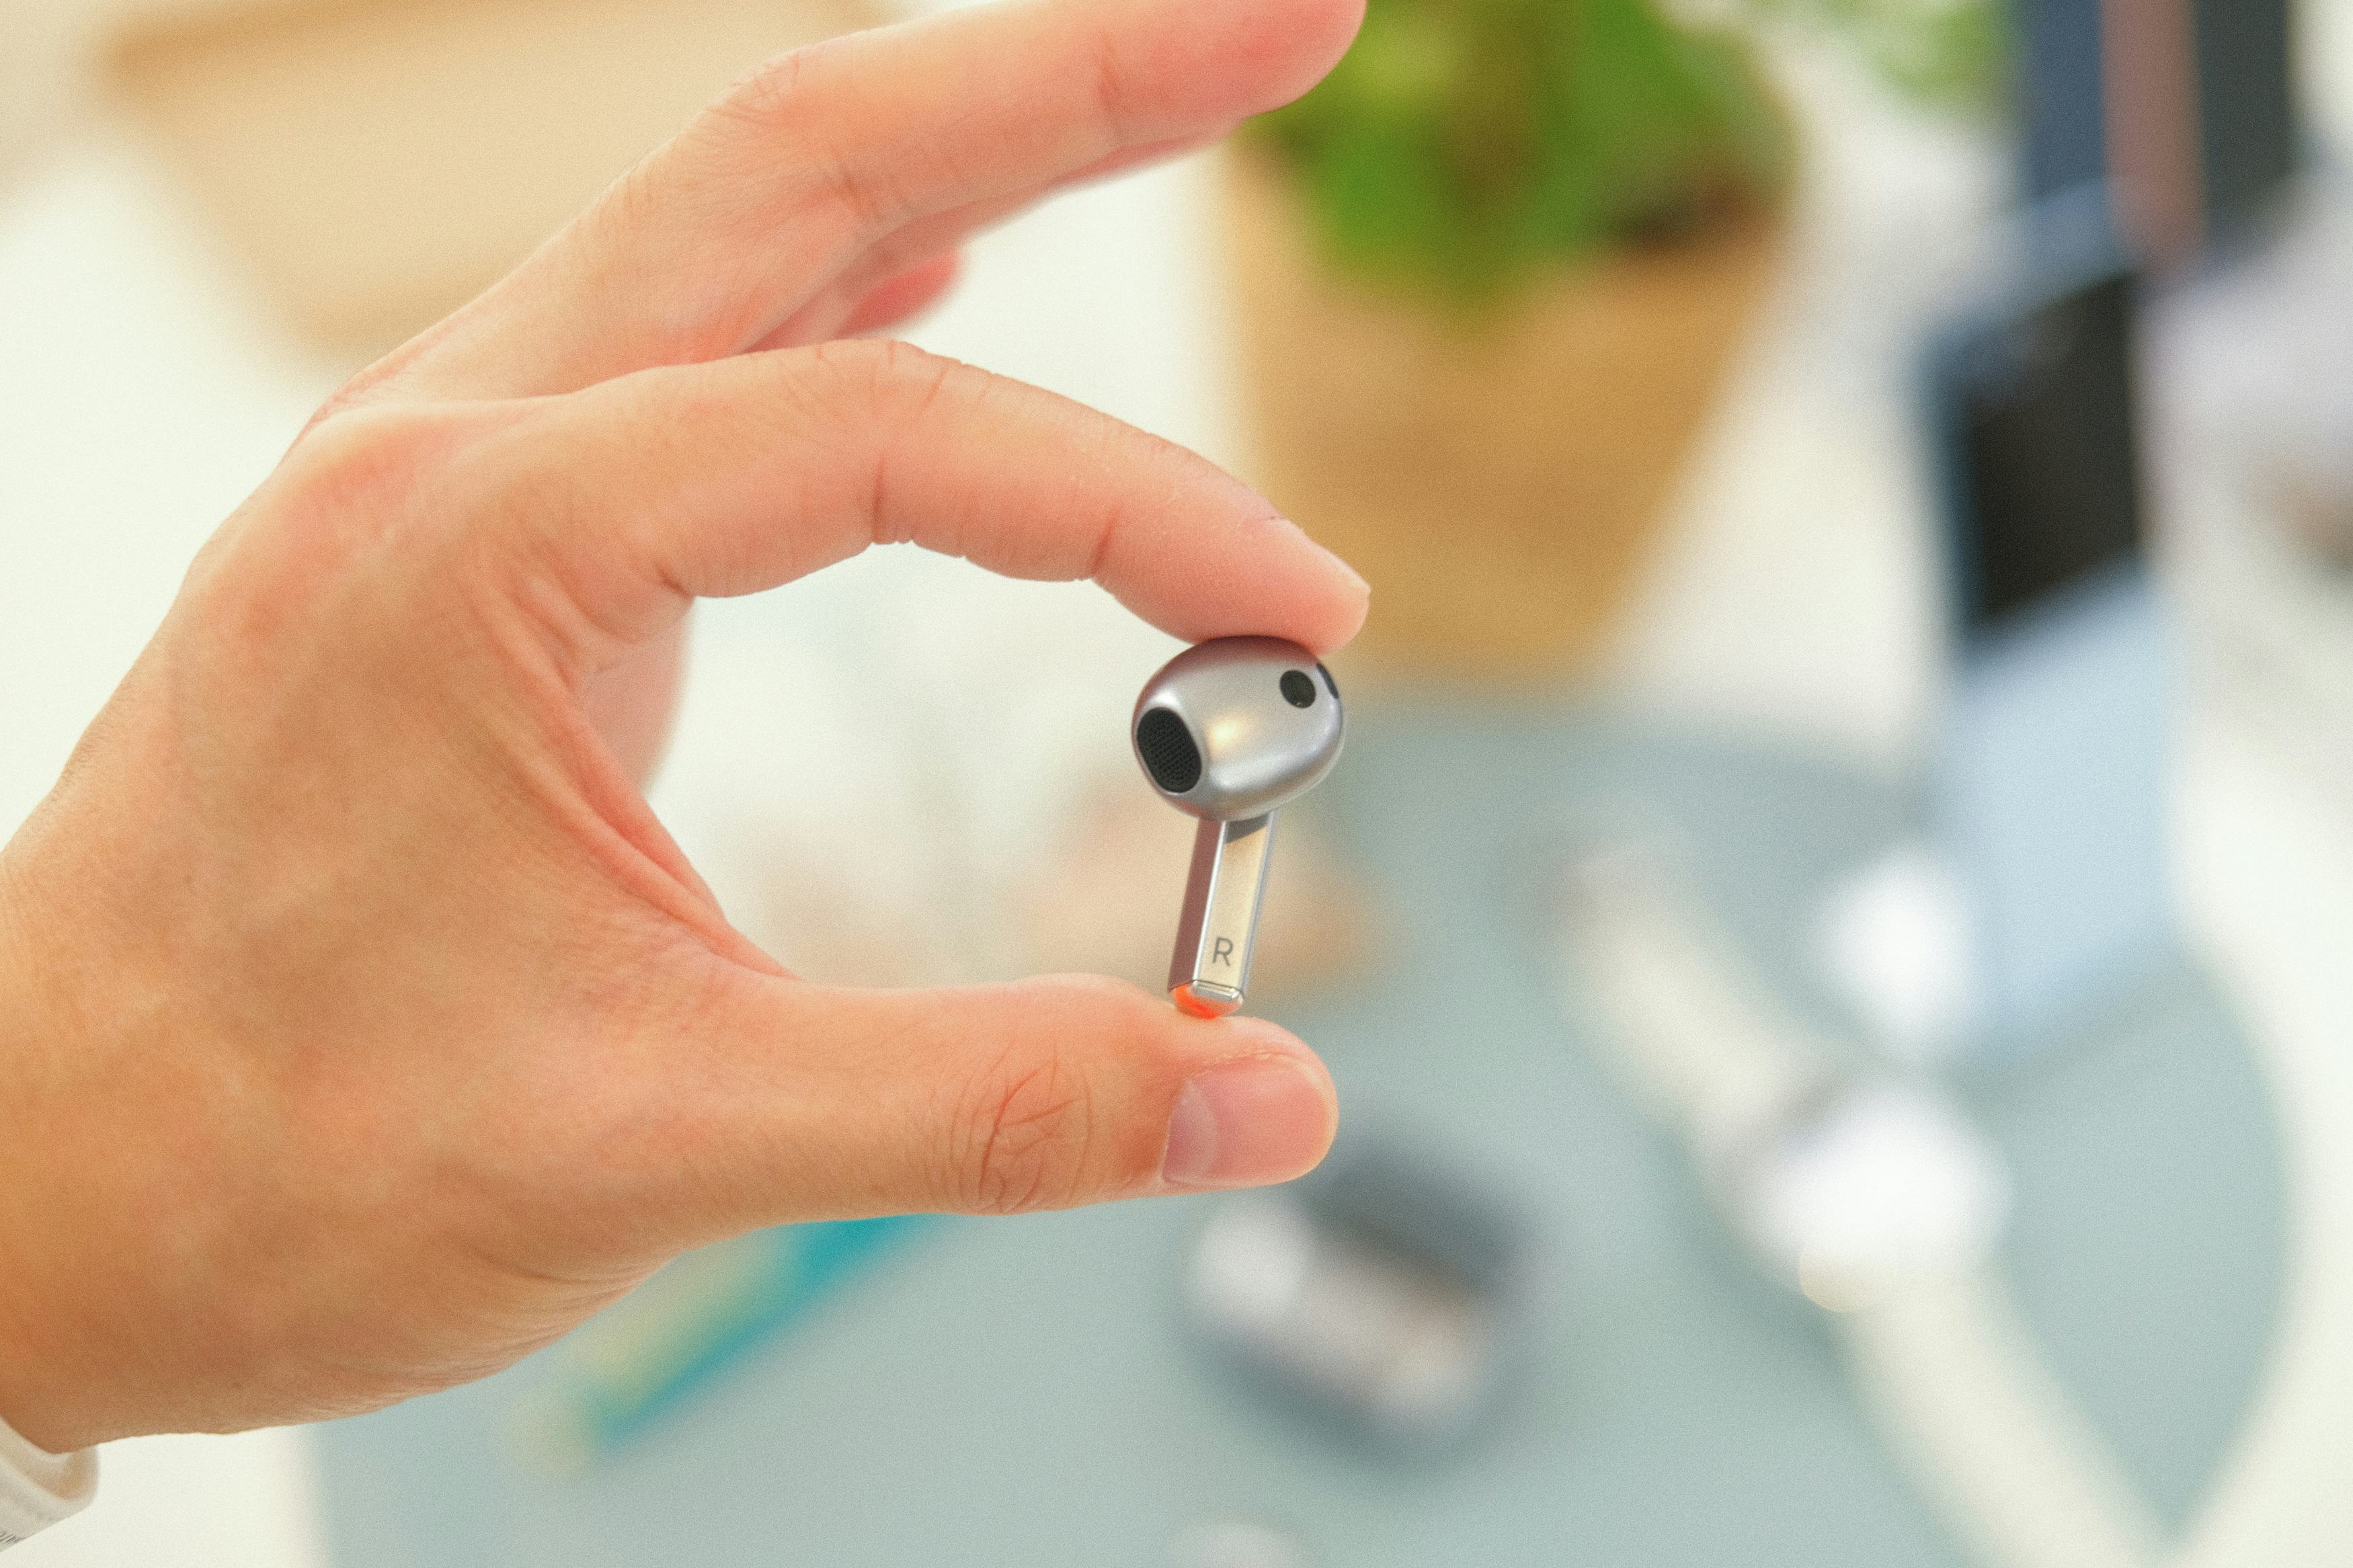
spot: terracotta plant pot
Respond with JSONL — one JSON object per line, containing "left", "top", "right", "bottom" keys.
{"left": 1222, "top": 147, "right": 1786, "bottom": 681}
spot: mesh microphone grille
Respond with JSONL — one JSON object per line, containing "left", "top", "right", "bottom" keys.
{"left": 1135, "top": 708, "right": 1202, "bottom": 794}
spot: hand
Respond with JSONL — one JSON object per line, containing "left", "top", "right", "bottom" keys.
{"left": 0, "top": 0, "right": 1366, "bottom": 1453}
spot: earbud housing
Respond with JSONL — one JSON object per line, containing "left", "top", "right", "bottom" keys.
{"left": 1132, "top": 637, "right": 1344, "bottom": 821}
{"left": 1131, "top": 637, "right": 1345, "bottom": 1018}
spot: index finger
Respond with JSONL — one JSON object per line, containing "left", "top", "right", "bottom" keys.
{"left": 472, "top": 341, "right": 1369, "bottom": 667}
{"left": 353, "top": 0, "right": 1365, "bottom": 405}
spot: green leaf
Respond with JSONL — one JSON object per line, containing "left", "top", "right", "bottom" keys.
{"left": 1252, "top": 0, "right": 1995, "bottom": 302}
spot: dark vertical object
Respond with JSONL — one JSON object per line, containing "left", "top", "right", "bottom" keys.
{"left": 2018, "top": 0, "right": 2110, "bottom": 203}
{"left": 1934, "top": 258, "right": 2143, "bottom": 630}
{"left": 2188, "top": 0, "right": 2297, "bottom": 243}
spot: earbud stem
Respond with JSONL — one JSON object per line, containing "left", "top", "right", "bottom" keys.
{"left": 1169, "top": 813, "right": 1277, "bottom": 1018}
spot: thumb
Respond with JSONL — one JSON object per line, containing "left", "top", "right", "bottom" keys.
{"left": 661, "top": 974, "right": 1339, "bottom": 1233}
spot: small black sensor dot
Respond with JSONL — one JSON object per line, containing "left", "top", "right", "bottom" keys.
{"left": 1280, "top": 670, "right": 1317, "bottom": 708}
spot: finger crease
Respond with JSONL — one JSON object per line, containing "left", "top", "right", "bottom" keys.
{"left": 869, "top": 352, "right": 961, "bottom": 549}
{"left": 1089, "top": 27, "right": 1138, "bottom": 155}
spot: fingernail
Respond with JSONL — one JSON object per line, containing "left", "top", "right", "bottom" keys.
{"left": 1324, "top": 545, "right": 1370, "bottom": 600}
{"left": 1275, "top": 515, "right": 1369, "bottom": 599}
{"left": 1161, "top": 1053, "right": 1332, "bottom": 1190}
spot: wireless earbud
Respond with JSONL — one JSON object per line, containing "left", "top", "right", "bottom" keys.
{"left": 1132, "top": 636, "right": 1345, "bottom": 1018}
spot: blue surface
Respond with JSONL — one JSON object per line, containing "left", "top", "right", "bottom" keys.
{"left": 314, "top": 703, "right": 2282, "bottom": 1565}
{"left": 1939, "top": 565, "right": 2174, "bottom": 1052}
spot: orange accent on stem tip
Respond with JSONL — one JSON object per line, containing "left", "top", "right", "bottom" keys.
{"left": 1172, "top": 984, "right": 1240, "bottom": 1019}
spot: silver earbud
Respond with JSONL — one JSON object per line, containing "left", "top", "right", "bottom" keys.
{"left": 1132, "top": 636, "right": 1345, "bottom": 1017}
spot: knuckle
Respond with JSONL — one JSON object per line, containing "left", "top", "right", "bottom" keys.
{"left": 791, "top": 339, "right": 970, "bottom": 504}
{"left": 704, "top": 40, "right": 895, "bottom": 235}
{"left": 804, "top": 336, "right": 959, "bottom": 408}
{"left": 945, "top": 1042, "right": 1100, "bottom": 1216}
{"left": 275, "top": 403, "right": 507, "bottom": 553}
{"left": 713, "top": 40, "right": 826, "bottom": 132}
{"left": 598, "top": 157, "right": 669, "bottom": 250}
{"left": 176, "top": 403, "right": 518, "bottom": 693}
{"left": 198, "top": 407, "right": 465, "bottom": 602}
{"left": 284, "top": 404, "right": 452, "bottom": 509}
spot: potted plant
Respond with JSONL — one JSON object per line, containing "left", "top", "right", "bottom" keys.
{"left": 1222, "top": 0, "right": 1997, "bottom": 678}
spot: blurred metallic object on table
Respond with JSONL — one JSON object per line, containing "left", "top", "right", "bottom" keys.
{"left": 1183, "top": 1139, "right": 1541, "bottom": 1455}
{"left": 1553, "top": 833, "right": 2165, "bottom": 1568}
{"left": 1169, "top": 1520, "right": 1316, "bottom": 1568}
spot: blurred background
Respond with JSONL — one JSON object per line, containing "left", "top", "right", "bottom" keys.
{"left": 8, "top": 0, "right": 2353, "bottom": 1563}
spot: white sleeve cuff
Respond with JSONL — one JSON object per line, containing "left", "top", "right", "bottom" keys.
{"left": 0, "top": 1413, "right": 95, "bottom": 1550}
